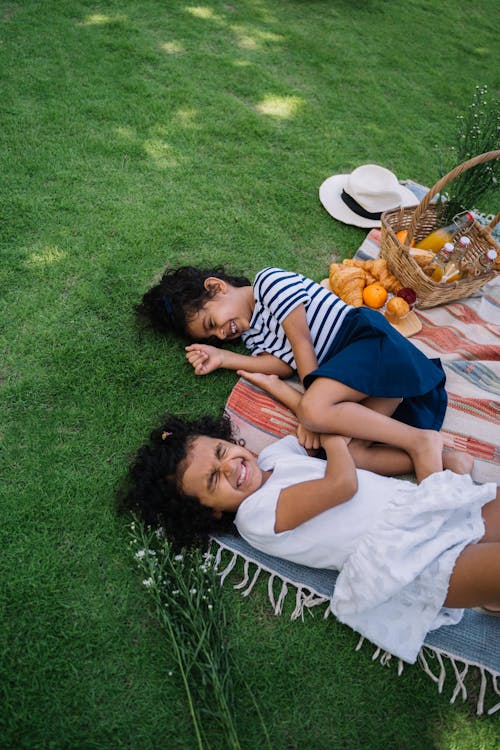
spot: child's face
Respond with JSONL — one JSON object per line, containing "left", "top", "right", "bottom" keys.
{"left": 181, "top": 436, "right": 264, "bottom": 514}
{"left": 185, "top": 279, "right": 254, "bottom": 341}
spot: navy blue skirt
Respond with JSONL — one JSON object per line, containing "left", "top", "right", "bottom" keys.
{"left": 303, "top": 307, "right": 447, "bottom": 430}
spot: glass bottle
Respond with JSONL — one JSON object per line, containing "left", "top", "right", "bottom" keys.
{"left": 430, "top": 243, "right": 454, "bottom": 282}
{"left": 448, "top": 235, "right": 471, "bottom": 271}
{"left": 478, "top": 248, "right": 498, "bottom": 273}
{"left": 442, "top": 258, "right": 463, "bottom": 283}
{"left": 415, "top": 211, "right": 475, "bottom": 252}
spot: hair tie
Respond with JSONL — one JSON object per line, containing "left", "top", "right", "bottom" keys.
{"left": 161, "top": 431, "right": 172, "bottom": 441}
{"left": 163, "top": 294, "right": 173, "bottom": 315}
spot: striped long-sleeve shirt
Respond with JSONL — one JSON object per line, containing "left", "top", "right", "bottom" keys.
{"left": 241, "top": 267, "right": 352, "bottom": 371}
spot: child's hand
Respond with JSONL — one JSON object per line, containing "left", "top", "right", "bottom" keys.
{"left": 296, "top": 424, "right": 321, "bottom": 451}
{"left": 185, "top": 344, "right": 224, "bottom": 375}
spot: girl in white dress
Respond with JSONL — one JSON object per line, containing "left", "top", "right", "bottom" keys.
{"left": 120, "top": 373, "right": 499, "bottom": 662}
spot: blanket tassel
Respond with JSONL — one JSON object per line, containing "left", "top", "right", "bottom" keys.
{"left": 488, "top": 674, "right": 500, "bottom": 716}
{"left": 211, "top": 540, "right": 499, "bottom": 715}
{"left": 269, "top": 577, "right": 288, "bottom": 616}
{"left": 419, "top": 648, "right": 500, "bottom": 716}
{"left": 419, "top": 649, "right": 446, "bottom": 693}
{"left": 241, "top": 565, "right": 261, "bottom": 597}
{"left": 217, "top": 551, "right": 238, "bottom": 586}
{"left": 232, "top": 559, "right": 250, "bottom": 591}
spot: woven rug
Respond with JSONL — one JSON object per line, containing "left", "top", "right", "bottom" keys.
{"left": 212, "top": 232, "right": 500, "bottom": 715}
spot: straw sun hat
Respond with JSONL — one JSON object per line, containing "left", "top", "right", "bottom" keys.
{"left": 319, "top": 164, "right": 418, "bottom": 228}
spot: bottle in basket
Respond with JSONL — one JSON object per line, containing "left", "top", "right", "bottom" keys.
{"left": 478, "top": 248, "right": 498, "bottom": 273}
{"left": 415, "top": 227, "right": 453, "bottom": 252}
{"left": 415, "top": 212, "right": 474, "bottom": 252}
{"left": 461, "top": 247, "right": 497, "bottom": 278}
{"left": 450, "top": 235, "right": 471, "bottom": 267}
{"left": 442, "top": 239, "right": 466, "bottom": 283}
{"left": 442, "top": 258, "right": 463, "bottom": 283}
{"left": 430, "top": 242, "right": 454, "bottom": 281}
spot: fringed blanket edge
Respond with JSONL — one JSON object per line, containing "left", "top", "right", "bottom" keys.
{"left": 210, "top": 537, "right": 500, "bottom": 717}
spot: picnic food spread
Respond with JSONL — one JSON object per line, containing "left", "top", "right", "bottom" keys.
{"left": 321, "top": 258, "right": 421, "bottom": 337}
{"left": 328, "top": 258, "right": 402, "bottom": 308}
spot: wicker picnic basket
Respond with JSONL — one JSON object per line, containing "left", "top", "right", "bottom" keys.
{"left": 380, "top": 150, "right": 500, "bottom": 309}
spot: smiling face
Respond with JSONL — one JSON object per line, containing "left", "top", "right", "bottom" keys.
{"left": 185, "top": 278, "right": 255, "bottom": 341}
{"left": 181, "top": 436, "right": 265, "bottom": 514}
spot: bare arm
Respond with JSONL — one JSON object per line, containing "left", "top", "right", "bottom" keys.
{"left": 281, "top": 304, "right": 318, "bottom": 384}
{"left": 186, "top": 344, "right": 293, "bottom": 377}
{"left": 274, "top": 434, "right": 357, "bottom": 532}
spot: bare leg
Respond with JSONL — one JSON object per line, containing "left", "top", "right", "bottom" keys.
{"left": 350, "top": 442, "right": 474, "bottom": 478}
{"left": 238, "top": 371, "right": 472, "bottom": 481}
{"left": 480, "top": 488, "right": 500, "bottom": 543}
{"left": 360, "top": 396, "right": 402, "bottom": 417}
{"left": 442, "top": 450, "right": 474, "bottom": 475}
{"left": 349, "top": 442, "right": 413, "bottom": 475}
{"left": 444, "top": 542, "right": 500, "bottom": 608}
{"left": 352, "top": 397, "right": 472, "bottom": 476}
{"left": 298, "top": 378, "right": 443, "bottom": 482}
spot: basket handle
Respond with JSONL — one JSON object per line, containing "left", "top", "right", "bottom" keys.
{"left": 404, "top": 149, "right": 500, "bottom": 245}
{"left": 486, "top": 212, "right": 499, "bottom": 232}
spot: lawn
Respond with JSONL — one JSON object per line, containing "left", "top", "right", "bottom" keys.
{"left": 1, "top": 1, "right": 498, "bottom": 748}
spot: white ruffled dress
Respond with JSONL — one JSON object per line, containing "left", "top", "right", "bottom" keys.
{"left": 235, "top": 436, "right": 496, "bottom": 663}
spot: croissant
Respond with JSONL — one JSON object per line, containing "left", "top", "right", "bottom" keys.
{"left": 409, "top": 247, "right": 435, "bottom": 269}
{"left": 342, "top": 257, "right": 402, "bottom": 292}
{"left": 328, "top": 262, "right": 341, "bottom": 287}
{"left": 342, "top": 258, "right": 372, "bottom": 270}
{"left": 369, "top": 259, "right": 402, "bottom": 293}
{"left": 329, "top": 264, "right": 365, "bottom": 306}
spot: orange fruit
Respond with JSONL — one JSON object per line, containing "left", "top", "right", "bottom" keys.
{"left": 362, "top": 282, "right": 388, "bottom": 309}
{"left": 396, "top": 230, "right": 415, "bottom": 247}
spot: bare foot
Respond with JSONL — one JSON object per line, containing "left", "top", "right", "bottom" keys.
{"left": 409, "top": 430, "right": 444, "bottom": 484}
{"left": 443, "top": 450, "right": 474, "bottom": 475}
{"left": 474, "top": 604, "right": 500, "bottom": 616}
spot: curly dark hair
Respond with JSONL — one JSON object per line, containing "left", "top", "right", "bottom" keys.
{"left": 135, "top": 265, "right": 251, "bottom": 339}
{"left": 118, "top": 413, "right": 238, "bottom": 550}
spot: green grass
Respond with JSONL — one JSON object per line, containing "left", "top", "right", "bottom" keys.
{"left": 1, "top": 1, "right": 498, "bottom": 747}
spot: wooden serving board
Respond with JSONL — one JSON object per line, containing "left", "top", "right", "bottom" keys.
{"left": 319, "top": 279, "right": 422, "bottom": 338}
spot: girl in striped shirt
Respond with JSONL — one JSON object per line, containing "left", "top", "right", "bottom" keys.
{"left": 136, "top": 265, "right": 447, "bottom": 482}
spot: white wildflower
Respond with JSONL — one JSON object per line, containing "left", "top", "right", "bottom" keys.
{"left": 189, "top": 588, "right": 197, "bottom": 595}
{"left": 143, "top": 577, "right": 154, "bottom": 588}
{"left": 174, "top": 554, "right": 183, "bottom": 561}
{"left": 135, "top": 549, "right": 146, "bottom": 559}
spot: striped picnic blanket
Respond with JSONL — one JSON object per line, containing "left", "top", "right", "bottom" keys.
{"left": 213, "top": 232, "right": 499, "bottom": 714}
